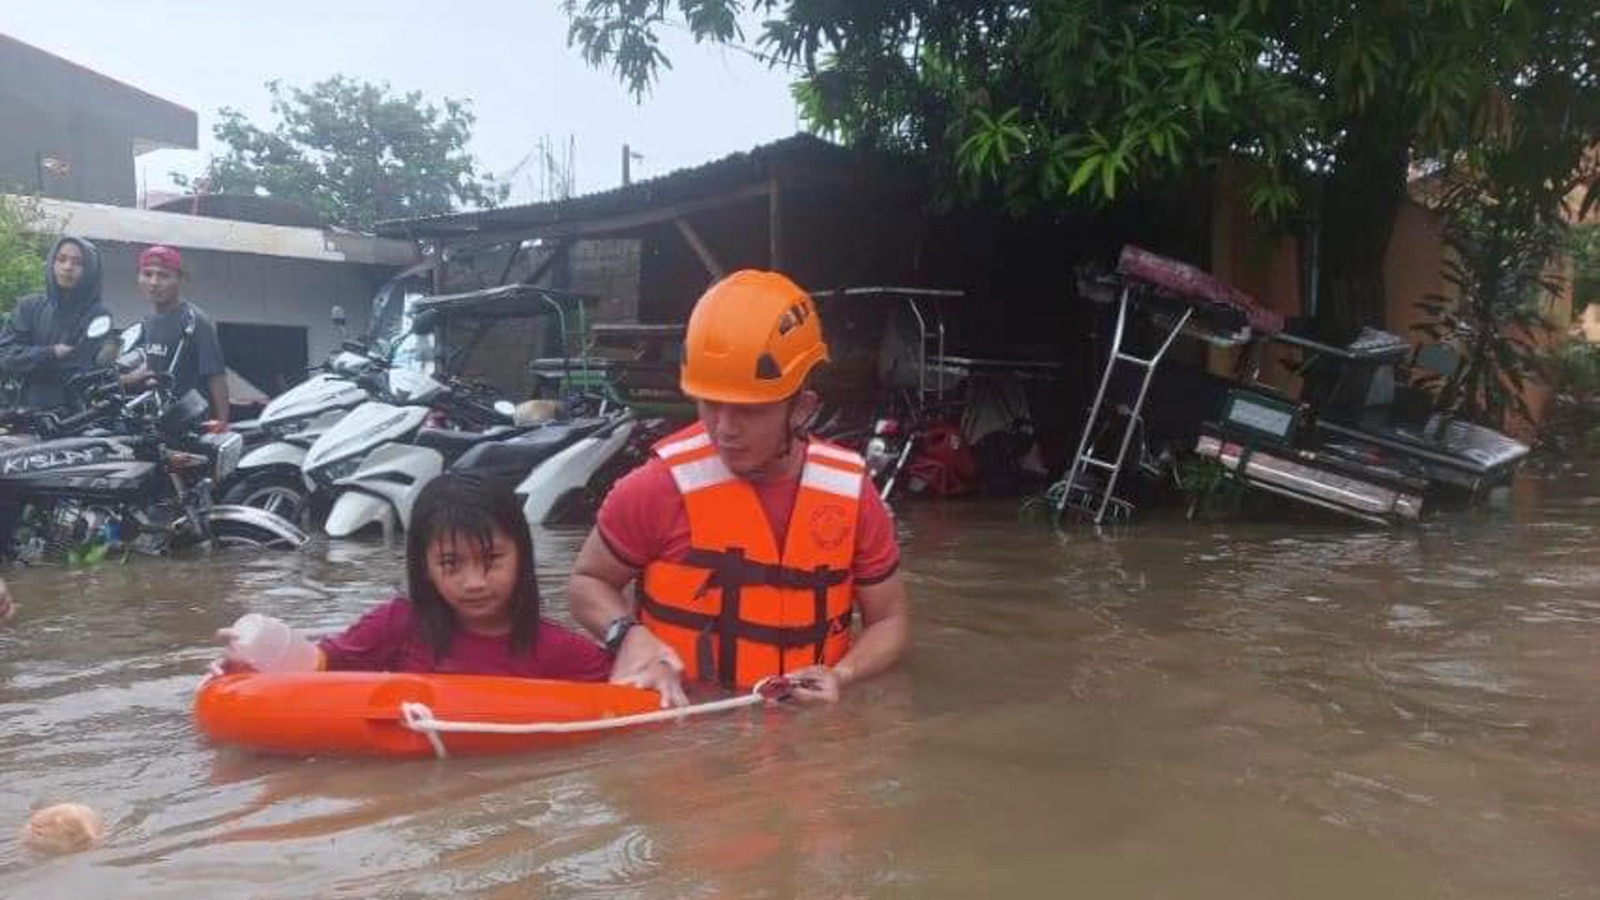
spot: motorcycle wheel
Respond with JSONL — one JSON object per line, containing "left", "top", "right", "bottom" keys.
{"left": 221, "top": 467, "right": 311, "bottom": 528}
{"left": 207, "top": 516, "right": 308, "bottom": 550}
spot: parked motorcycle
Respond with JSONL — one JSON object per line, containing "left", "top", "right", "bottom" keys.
{"left": 282, "top": 357, "right": 514, "bottom": 519}
{"left": 0, "top": 351, "right": 308, "bottom": 563}
{"left": 862, "top": 401, "right": 977, "bottom": 501}
{"left": 317, "top": 282, "right": 649, "bottom": 537}
{"left": 220, "top": 301, "right": 404, "bottom": 520}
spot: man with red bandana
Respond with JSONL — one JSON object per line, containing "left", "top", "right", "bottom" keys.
{"left": 122, "top": 246, "right": 230, "bottom": 426}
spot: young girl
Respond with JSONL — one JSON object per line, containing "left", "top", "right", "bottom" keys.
{"left": 219, "top": 474, "right": 611, "bottom": 680}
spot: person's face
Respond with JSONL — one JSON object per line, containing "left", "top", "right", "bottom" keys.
{"left": 52, "top": 243, "right": 84, "bottom": 291}
{"left": 697, "top": 390, "right": 817, "bottom": 477}
{"left": 138, "top": 264, "right": 181, "bottom": 306}
{"left": 424, "top": 525, "right": 520, "bottom": 633}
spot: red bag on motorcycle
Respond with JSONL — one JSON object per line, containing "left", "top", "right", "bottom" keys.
{"left": 905, "top": 423, "right": 977, "bottom": 496}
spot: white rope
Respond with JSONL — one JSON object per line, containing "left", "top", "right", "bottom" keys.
{"left": 398, "top": 679, "right": 780, "bottom": 760}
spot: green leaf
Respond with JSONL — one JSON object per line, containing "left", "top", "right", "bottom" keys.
{"left": 1067, "top": 155, "right": 1103, "bottom": 195}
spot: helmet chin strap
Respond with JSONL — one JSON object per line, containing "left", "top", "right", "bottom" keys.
{"left": 744, "top": 397, "right": 810, "bottom": 481}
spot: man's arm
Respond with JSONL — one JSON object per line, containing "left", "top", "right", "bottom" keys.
{"left": 788, "top": 573, "right": 910, "bottom": 703}
{"left": 568, "top": 529, "right": 688, "bottom": 707}
{"left": 193, "top": 315, "right": 228, "bottom": 423}
{"left": 207, "top": 372, "right": 229, "bottom": 425}
{"left": 0, "top": 299, "right": 57, "bottom": 374}
{"left": 568, "top": 528, "right": 638, "bottom": 634}
{"left": 833, "top": 574, "right": 910, "bottom": 685}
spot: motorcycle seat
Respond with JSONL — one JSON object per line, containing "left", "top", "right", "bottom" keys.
{"left": 416, "top": 426, "right": 521, "bottom": 464}
{"left": 449, "top": 418, "right": 607, "bottom": 481}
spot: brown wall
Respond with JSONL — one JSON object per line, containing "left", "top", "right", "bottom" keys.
{"left": 1208, "top": 164, "right": 1575, "bottom": 430}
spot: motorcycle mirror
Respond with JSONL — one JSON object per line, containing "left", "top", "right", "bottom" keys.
{"left": 493, "top": 400, "right": 516, "bottom": 417}
{"left": 118, "top": 322, "right": 143, "bottom": 353}
{"left": 117, "top": 348, "right": 147, "bottom": 373}
{"left": 330, "top": 304, "right": 347, "bottom": 327}
{"left": 84, "top": 315, "right": 112, "bottom": 340}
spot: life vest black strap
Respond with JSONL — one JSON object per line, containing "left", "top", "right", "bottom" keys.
{"left": 640, "top": 591, "right": 853, "bottom": 649}
{"left": 682, "top": 548, "right": 850, "bottom": 594}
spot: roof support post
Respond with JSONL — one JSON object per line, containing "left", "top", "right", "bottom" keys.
{"left": 675, "top": 216, "right": 724, "bottom": 282}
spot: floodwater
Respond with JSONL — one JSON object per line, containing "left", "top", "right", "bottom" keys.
{"left": 2, "top": 477, "right": 1600, "bottom": 899}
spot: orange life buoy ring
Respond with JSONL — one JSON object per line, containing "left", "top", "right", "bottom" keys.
{"left": 194, "top": 672, "right": 661, "bottom": 758}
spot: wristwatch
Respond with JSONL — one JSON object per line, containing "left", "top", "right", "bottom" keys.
{"left": 603, "top": 614, "right": 639, "bottom": 656}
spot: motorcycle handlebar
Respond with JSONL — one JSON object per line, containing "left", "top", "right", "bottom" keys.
{"left": 44, "top": 399, "right": 117, "bottom": 437}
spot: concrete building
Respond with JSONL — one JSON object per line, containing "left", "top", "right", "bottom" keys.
{"left": 22, "top": 196, "right": 418, "bottom": 399}
{"left": 0, "top": 33, "right": 196, "bottom": 206}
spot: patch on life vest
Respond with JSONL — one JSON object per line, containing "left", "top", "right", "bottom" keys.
{"left": 808, "top": 503, "right": 851, "bottom": 550}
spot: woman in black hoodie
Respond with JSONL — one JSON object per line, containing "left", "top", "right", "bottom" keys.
{"left": 0, "top": 236, "right": 109, "bottom": 409}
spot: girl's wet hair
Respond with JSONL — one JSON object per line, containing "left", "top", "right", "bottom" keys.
{"left": 405, "top": 473, "right": 539, "bottom": 657}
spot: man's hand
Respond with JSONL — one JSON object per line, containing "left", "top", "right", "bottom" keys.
{"left": 119, "top": 365, "right": 155, "bottom": 390}
{"left": 50, "top": 344, "right": 73, "bottom": 359}
{"left": 785, "top": 664, "right": 852, "bottom": 704}
{"left": 0, "top": 577, "right": 15, "bottom": 624}
{"left": 609, "top": 626, "right": 689, "bottom": 708}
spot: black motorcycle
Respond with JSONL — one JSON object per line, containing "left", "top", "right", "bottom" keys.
{"left": 0, "top": 361, "right": 309, "bottom": 564}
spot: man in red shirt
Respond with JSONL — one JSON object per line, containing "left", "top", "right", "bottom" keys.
{"left": 568, "top": 270, "right": 909, "bottom": 707}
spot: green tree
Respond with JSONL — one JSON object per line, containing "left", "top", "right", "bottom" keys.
{"left": 1411, "top": 181, "right": 1563, "bottom": 431}
{"left": 0, "top": 193, "right": 50, "bottom": 318}
{"left": 564, "top": 1, "right": 1598, "bottom": 336}
{"left": 186, "top": 76, "right": 508, "bottom": 231}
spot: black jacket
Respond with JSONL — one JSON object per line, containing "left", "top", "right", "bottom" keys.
{"left": 0, "top": 236, "right": 110, "bottom": 409}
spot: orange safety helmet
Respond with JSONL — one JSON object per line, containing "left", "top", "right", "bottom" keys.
{"left": 680, "top": 270, "right": 830, "bottom": 404}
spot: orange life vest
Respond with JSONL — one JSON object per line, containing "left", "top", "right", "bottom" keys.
{"left": 639, "top": 423, "right": 863, "bottom": 689}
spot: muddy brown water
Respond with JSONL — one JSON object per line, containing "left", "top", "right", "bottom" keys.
{"left": 2, "top": 477, "right": 1599, "bottom": 898}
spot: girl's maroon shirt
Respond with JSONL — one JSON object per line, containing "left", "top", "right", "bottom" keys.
{"left": 318, "top": 597, "right": 611, "bottom": 681}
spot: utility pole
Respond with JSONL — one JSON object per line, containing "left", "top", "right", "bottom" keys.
{"left": 621, "top": 144, "right": 643, "bottom": 186}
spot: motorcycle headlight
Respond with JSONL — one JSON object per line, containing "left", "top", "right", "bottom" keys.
{"left": 865, "top": 437, "right": 892, "bottom": 476}
{"left": 202, "top": 432, "right": 244, "bottom": 482}
{"left": 310, "top": 454, "right": 362, "bottom": 487}
{"left": 262, "top": 416, "right": 311, "bottom": 440}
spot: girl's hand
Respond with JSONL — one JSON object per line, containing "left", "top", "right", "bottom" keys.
{"left": 210, "top": 627, "right": 259, "bottom": 675}
{"left": 609, "top": 627, "right": 689, "bottom": 708}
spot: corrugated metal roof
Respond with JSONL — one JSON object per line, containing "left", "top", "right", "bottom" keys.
{"left": 375, "top": 133, "right": 905, "bottom": 239}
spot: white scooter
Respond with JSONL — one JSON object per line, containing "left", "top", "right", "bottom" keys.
{"left": 323, "top": 408, "right": 636, "bottom": 539}
{"left": 223, "top": 275, "right": 434, "bottom": 521}
{"left": 308, "top": 368, "right": 527, "bottom": 537}
{"left": 299, "top": 367, "right": 454, "bottom": 491}
{"left": 515, "top": 412, "right": 637, "bottom": 525}
{"left": 221, "top": 351, "right": 378, "bottom": 520}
